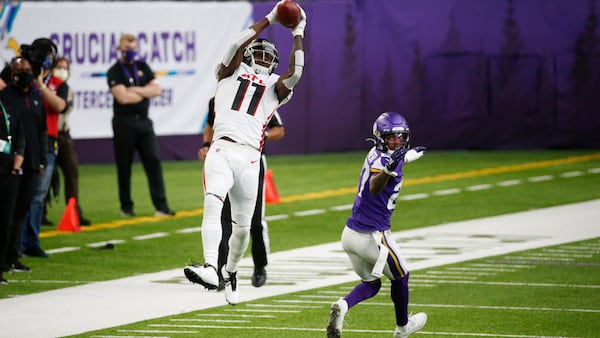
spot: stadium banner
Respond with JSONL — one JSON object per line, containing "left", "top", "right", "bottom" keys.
{"left": 0, "top": 1, "right": 253, "bottom": 139}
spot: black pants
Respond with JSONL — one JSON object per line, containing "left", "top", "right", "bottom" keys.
{"left": 112, "top": 115, "right": 169, "bottom": 212}
{"left": 55, "top": 132, "right": 86, "bottom": 219}
{"left": 5, "top": 172, "right": 35, "bottom": 265}
{"left": 0, "top": 174, "right": 19, "bottom": 269}
{"left": 218, "top": 155, "right": 268, "bottom": 270}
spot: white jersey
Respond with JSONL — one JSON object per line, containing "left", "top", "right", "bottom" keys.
{"left": 213, "top": 63, "right": 287, "bottom": 151}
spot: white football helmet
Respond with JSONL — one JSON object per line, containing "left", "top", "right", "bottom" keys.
{"left": 243, "top": 38, "right": 279, "bottom": 75}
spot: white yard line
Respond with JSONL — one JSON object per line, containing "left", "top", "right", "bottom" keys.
{"left": 0, "top": 199, "right": 599, "bottom": 338}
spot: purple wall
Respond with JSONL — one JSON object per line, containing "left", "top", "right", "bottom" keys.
{"left": 78, "top": 0, "right": 600, "bottom": 163}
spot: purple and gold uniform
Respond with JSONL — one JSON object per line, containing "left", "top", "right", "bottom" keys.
{"left": 343, "top": 146, "right": 410, "bottom": 282}
{"left": 347, "top": 147, "right": 405, "bottom": 233}
{"left": 327, "top": 112, "right": 428, "bottom": 338}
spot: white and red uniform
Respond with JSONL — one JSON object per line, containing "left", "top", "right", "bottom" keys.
{"left": 213, "top": 62, "right": 283, "bottom": 150}
{"left": 202, "top": 62, "right": 291, "bottom": 271}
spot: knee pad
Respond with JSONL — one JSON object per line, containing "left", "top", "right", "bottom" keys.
{"left": 203, "top": 193, "right": 224, "bottom": 225}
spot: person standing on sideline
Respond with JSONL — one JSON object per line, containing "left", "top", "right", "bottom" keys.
{"left": 48, "top": 56, "right": 91, "bottom": 225}
{"left": 0, "top": 57, "right": 47, "bottom": 272}
{"left": 107, "top": 34, "right": 175, "bottom": 217}
{"left": 327, "top": 112, "right": 428, "bottom": 338}
{"left": 184, "top": 1, "right": 306, "bottom": 305}
{"left": 21, "top": 38, "right": 66, "bottom": 258}
{"left": 0, "top": 95, "right": 25, "bottom": 284}
{"left": 197, "top": 97, "right": 285, "bottom": 290}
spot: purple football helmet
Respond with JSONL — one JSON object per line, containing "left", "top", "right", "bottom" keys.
{"left": 372, "top": 112, "right": 411, "bottom": 152}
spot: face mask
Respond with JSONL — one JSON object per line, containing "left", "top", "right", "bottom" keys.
{"left": 53, "top": 68, "right": 69, "bottom": 81}
{"left": 13, "top": 72, "right": 34, "bottom": 91}
{"left": 122, "top": 50, "right": 137, "bottom": 63}
{"left": 42, "top": 55, "right": 54, "bottom": 70}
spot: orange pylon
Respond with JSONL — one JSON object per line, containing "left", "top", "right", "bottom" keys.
{"left": 57, "top": 197, "right": 81, "bottom": 232}
{"left": 264, "top": 170, "right": 280, "bottom": 204}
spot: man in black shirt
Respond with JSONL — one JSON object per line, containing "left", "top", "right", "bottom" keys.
{"left": 0, "top": 57, "right": 47, "bottom": 273}
{"left": 106, "top": 34, "right": 174, "bottom": 217}
{"left": 0, "top": 73, "right": 25, "bottom": 284}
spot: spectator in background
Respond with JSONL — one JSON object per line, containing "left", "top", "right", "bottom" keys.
{"left": 197, "top": 97, "right": 285, "bottom": 290}
{"left": 0, "top": 62, "right": 12, "bottom": 90}
{"left": 326, "top": 112, "right": 427, "bottom": 338}
{"left": 21, "top": 38, "right": 66, "bottom": 258}
{"left": 44, "top": 56, "right": 91, "bottom": 226}
{"left": 0, "top": 57, "right": 47, "bottom": 272}
{"left": 0, "top": 95, "right": 26, "bottom": 284}
{"left": 106, "top": 34, "right": 175, "bottom": 217}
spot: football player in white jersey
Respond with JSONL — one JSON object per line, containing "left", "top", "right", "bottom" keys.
{"left": 184, "top": 1, "right": 306, "bottom": 305}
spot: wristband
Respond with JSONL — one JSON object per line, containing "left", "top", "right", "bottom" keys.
{"left": 202, "top": 141, "right": 211, "bottom": 148}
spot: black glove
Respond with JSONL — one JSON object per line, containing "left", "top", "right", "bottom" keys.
{"left": 384, "top": 147, "right": 409, "bottom": 176}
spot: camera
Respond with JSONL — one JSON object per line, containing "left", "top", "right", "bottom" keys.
{"left": 20, "top": 44, "right": 45, "bottom": 77}
{"left": 19, "top": 38, "right": 57, "bottom": 77}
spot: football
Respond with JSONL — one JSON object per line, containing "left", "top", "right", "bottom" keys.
{"left": 277, "top": 0, "right": 301, "bottom": 28}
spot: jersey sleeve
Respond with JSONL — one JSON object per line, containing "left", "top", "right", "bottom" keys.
{"left": 106, "top": 65, "right": 122, "bottom": 88}
{"left": 56, "top": 81, "right": 69, "bottom": 102}
{"left": 268, "top": 110, "right": 283, "bottom": 128}
{"left": 206, "top": 97, "right": 215, "bottom": 126}
{"left": 140, "top": 61, "right": 155, "bottom": 83}
{"left": 368, "top": 148, "right": 386, "bottom": 172}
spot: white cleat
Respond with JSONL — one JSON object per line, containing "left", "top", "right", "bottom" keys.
{"left": 183, "top": 263, "right": 219, "bottom": 290}
{"left": 327, "top": 298, "right": 348, "bottom": 338}
{"left": 393, "top": 312, "right": 427, "bottom": 338}
{"left": 221, "top": 266, "right": 239, "bottom": 305}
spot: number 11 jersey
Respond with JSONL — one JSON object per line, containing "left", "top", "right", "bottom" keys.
{"left": 213, "top": 63, "right": 289, "bottom": 151}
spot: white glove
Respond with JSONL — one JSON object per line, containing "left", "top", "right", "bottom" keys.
{"left": 292, "top": 5, "right": 307, "bottom": 37}
{"left": 404, "top": 146, "right": 427, "bottom": 164}
{"left": 266, "top": 0, "right": 285, "bottom": 25}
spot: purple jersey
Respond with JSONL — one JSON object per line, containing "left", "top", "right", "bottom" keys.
{"left": 346, "top": 147, "right": 405, "bottom": 232}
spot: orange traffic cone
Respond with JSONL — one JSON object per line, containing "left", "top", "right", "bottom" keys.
{"left": 264, "top": 169, "right": 280, "bottom": 204}
{"left": 57, "top": 197, "right": 81, "bottom": 232}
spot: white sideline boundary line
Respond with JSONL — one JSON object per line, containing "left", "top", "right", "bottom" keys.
{"left": 1, "top": 199, "right": 599, "bottom": 338}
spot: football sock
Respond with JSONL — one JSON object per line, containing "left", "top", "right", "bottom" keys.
{"left": 226, "top": 223, "right": 250, "bottom": 272}
{"left": 391, "top": 272, "right": 410, "bottom": 326}
{"left": 345, "top": 280, "right": 381, "bottom": 308}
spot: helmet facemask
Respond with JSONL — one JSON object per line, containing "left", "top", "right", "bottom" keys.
{"left": 382, "top": 132, "right": 410, "bottom": 153}
{"left": 243, "top": 39, "right": 279, "bottom": 75}
{"left": 372, "top": 112, "right": 411, "bottom": 153}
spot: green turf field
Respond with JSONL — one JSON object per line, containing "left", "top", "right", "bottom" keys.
{"left": 2, "top": 150, "right": 600, "bottom": 337}
{"left": 78, "top": 238, "right": 600, "bottom": 337}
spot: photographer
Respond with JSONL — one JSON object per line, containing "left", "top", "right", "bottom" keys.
{"left": 0, "top": 57, "right": 47, "bottom": 272}
{"left": 19, "top": 38, "right": 69, "bottom": 258}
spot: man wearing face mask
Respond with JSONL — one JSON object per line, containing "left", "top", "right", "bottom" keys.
{"left": 106, "top": 34, "right": 175, "bottom": 217}
{"left": 0, "top": 57, "right": 47, "bottom": 272}
{"left": 43, "top": 56, "right": 91, "bottom": 226}
{"left": 20, "top": 38, "right": 69, "bottom": 258}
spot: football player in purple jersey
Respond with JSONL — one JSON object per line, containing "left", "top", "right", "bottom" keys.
{"left": 327, "top": 112, "right": 427, "bottom": 338}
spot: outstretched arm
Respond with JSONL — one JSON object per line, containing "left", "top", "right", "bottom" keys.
{"left": 275, "top": 5, "right": 307, "bottom": 102}
{"left": 216, "top": 1, "right": 285, "bottom": 82}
